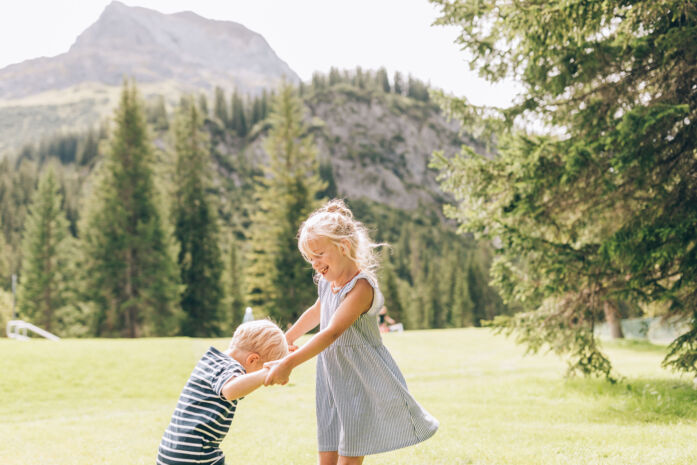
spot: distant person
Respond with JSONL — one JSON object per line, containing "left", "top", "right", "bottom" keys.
{"left": 264, "top": 199, "right": 438, "bottom": 465}
{"left": 156, "top": 319, "right": 288, "bottom": 465}
{"left": 378, "top": 306, "right": 396, "bottom": 333}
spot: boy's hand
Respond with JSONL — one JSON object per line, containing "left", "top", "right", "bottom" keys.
{"left": 264, "top": 359, "right": 292, "bottom": 386}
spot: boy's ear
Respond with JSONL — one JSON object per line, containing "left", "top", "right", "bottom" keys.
{"left": 246, "top": 352, "right": 261, "bottom": 366}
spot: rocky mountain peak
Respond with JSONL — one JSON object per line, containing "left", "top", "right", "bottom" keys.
{"left": 0, "top": 1, "right": 299, "bottom": 100}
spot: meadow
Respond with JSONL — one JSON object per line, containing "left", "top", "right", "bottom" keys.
{"left": 2, "top": 328, "right": 696, "bottom": 465}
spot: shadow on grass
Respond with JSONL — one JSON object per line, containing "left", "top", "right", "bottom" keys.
{"left": 600, "top": 338, "right": 671, "bottom": 354}
{"left": 564, "top": 376, "right": 697, "bottom": 424}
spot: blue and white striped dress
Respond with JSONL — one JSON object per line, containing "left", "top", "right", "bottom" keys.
{"left": 316, "top": 273, "right": 439, "bottom": 456}
{"left": 157, "top": 347, "right": 245, "bottom": 465}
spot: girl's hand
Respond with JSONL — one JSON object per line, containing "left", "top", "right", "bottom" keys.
{"left": 286, "top": 334, "right": 299, "bottom": 353}
{"left": 264, "top": 359, "right": 292, "bottom": 386}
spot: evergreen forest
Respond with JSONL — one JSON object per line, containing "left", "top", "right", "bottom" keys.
{"left": 0, "top": 69, "right": 508, "bottom": 337}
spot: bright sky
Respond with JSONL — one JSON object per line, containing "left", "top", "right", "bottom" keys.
{"left": 0, "top": 0, "right": 519, "bottom": 107}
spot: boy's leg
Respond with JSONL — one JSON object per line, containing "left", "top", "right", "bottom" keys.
{"left": 338, "top": 455, "right": 364, "bottom": 465}
{"left": 319, "top": 451, "right": 338, "bottom": 465}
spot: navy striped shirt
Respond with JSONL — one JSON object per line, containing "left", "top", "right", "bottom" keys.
{"left": 157, "top": 347, "right": 245, "bottom": 465}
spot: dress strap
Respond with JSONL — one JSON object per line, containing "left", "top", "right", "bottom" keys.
{"left": 339, "top": 272, "right": 384, "bottom": 316}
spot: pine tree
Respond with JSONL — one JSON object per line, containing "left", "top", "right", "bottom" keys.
{"left": 250, "top": 96, "right": 262, "bottom": 128}
{"left": 406, "top": 75, "right": 430, "bottom": 102}
{"left": 245, "top": 83, "right": 326, "bottom": 325}
{"left": 76, "top": 129, "right": 100, "bottom": 167}
{"left": 452, "top": 263, "right": 474, "bottom": 326}
{"left": 260, "top": 90, "right": 270, "bottom": 119}
{"left": 213, "top": 86, "right": 229, "bottom": 128}
{"left": 393, "top": 71, "right": 404, "bottom": 95}
{"left": 198, "top": 93, "right": 209, "bottom": 117}
{"left": 379, "top": 258, "right": 404, "bottom": 324}
{"left": 1, "top": 159, "right": 36, "bottom": 284}
{"left": 230, "top": 91, "right": 248, "bottom": 137}
{"left": 432, "top": 0, "right": 697, "bottom": 378}
{"left": 318, "top": 158, "right": 338, "bottom": 199}
{"left": 0, "top": 233, "right": 10, "bottom": 291}
{"left": 328, "top": 67, "right": 342, "bottom": 86}
{"left": 466, "top": 260, "right": 487, "bottom": 327}
{"left": 81, "top": 80, "right": 180, "bottom": 337}
{"left": 377, "top": 67, "right": 391, "bottom": 93}
{"left": 173, "top": 98, "right": 224, "bottom": 337}
{"left": 439, "top": 245, "right": 456, "bottom": 327}
{"left": 427, "top": 267, "right": 444, "bottom": 328}
{"left": 394, "top": 225, "right": 412, "bottom": 284}
{"left": 16, "top": 168, "right": 71, "bottom": 332}
{"left": 354, "top": 66, "right": 365, "bottom": 89}
{"left": 146, "top": 95, "right": 169, "bottom": 131}
{"left": 311, "top": 72, "right": 327, "bottom": 91}
{"left": 221, "top": 236, "right": 245, "bottom": 333}
{"left": 0, "top": 159, "right": 17, "bottom": 289}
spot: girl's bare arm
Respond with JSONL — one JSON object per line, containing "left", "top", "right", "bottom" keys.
{"left": 264, "top": 280, "right": 373, "bottom": 385}
{"left": 285, "top": 298, "right": 321, "bottom": 347}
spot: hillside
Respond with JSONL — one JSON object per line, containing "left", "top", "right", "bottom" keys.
{"left": 1, "top": 77, "right": 508, "bottom": 333}
{"left": 0, "top": 1, "right": 506, "bottom": 335}
{"left": 0, "top": 1, "right": 298, "bottom": 155}
{"left": 217, "top": 85, "right": 479, "bottom": 210}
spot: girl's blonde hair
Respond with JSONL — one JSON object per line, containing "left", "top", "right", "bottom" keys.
{"left": 298, "top": 199, "right": 384, "bottom": 284}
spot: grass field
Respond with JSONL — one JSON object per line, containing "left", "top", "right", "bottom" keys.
{"left": 2, "top": 328, "right": 697, "bottom": 465}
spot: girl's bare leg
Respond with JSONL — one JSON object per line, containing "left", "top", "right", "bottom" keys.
{"left": 319, "top": 451, "right": 338, "bottom": 465}
{"left": 319, "top": 451, "right": 364, "bottom": 465}
{"left": 338, "top": 455, "right": 364, "bottom": 465}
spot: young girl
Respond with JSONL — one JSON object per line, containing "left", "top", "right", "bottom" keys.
{"left": 264, "top": 199, "right": 438, "bottom": 465}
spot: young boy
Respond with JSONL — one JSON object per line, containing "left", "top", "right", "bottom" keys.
{"left": 157, "top": 319, "right": 289, "bottom": 465}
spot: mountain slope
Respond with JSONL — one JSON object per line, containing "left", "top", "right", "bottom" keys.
{"left": 0, "top": 1, "right": 298, "bottom": 100}
{"left": 203, "top": 84, "right": 482, "bottom": 212}
{"left": 0, "top": 1, "right": 298, "bottom": 156}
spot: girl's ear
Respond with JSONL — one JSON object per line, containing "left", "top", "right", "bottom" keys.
{"left": 339, "top": 239, "right": 351, "bottom": 255}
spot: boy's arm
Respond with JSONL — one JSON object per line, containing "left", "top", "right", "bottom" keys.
{"left": 221, "top": 367, "right": 269, "bottom": 401}
{"left": 285, "top": 298, "right": 321, "bottom": 347}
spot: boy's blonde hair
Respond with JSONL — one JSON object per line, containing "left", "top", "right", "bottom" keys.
{"left": 229, "top": 319, "right": 288, "bottom": 362}
{"left": 298, "top": 199, "right": 384, "bottom": 284}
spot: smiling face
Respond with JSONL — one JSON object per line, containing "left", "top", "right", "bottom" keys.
{"left": 306, "top": 236, "right": 357, "bottom": 286}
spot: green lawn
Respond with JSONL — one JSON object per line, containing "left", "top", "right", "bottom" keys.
{"left": 2, "top": 328, "right": 696, "bottom": 464}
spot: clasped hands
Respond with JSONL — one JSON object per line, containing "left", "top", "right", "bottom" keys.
{"left": 263, "top": 358, "right": 291, "bottom": 386}
{"left": 263, "top": 341, "right": 298, "bottom": 386}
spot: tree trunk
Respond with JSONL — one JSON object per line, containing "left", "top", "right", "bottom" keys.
{"left": 603, "top": 301, "right": 624, "bottom": 339}
{"left": 125, "top": 249, "right": 136, "bottom": 338}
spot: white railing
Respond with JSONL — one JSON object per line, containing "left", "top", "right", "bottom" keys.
{"left": 6, "top": 320, "right": 60, "bottom": 341}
